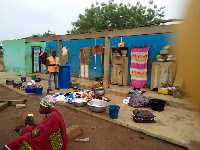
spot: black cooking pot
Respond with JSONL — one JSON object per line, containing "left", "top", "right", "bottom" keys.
{"left": 6, "top": 79, "right": 14, "bottom": 85}
{"left": 72, "top": 83, "right": 78, "bottom": 89}
{"left": 35, "top": 78, "right": 41, "bottom": 82}
{"left": 13, "top": 82, "right": 22, "bottom": 89}
{"left": 149, "top": 99, "right": 166, "bottom": 111}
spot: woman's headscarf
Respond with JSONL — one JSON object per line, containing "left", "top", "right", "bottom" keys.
{"left": 40, "top": 95, "right": 56, "bottom": 109}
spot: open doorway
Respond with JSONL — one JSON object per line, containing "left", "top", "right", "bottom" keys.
{"left": 32, "top": 46, "right": 41, "bottom": 73}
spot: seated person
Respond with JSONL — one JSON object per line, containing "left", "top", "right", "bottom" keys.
{"left": 4, "top": 95, "right": 68, "bottom": 150}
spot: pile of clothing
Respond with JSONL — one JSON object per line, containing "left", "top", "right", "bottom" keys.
{"left": 128, "top": 88, "right": 149, "bottom": 107}
{"left": 51, "top": 89, "right": 111, "bottom": 103}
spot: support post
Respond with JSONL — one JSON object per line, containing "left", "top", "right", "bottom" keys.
{"left": 103, "top": 37, "right": 110, "bottom": 89}
{"left": 57, "top": 40, "right": 62, "bottom": 60}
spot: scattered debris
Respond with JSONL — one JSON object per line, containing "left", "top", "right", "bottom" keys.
{"left": 75, "top": 137, "right": 89, "bottom": 142}
{"left": 140, "top": 136, "right": 144, "bottom": 139}
{"left": 16, "top": 104, "right": 26, "bottom": 109}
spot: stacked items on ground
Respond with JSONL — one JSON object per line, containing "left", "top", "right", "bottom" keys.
{"left": 22, "top": 79, "right": 43, "bottom": 95}
{"left": 125, "top": 88, "right": 166, "bottom": 123}
{"left": 156, "top": 45, "right": 176, "bottom": 62}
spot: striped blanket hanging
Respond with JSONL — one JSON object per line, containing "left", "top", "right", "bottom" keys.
{"left": 130, "top": 45, "right": 150, "bottom": 88}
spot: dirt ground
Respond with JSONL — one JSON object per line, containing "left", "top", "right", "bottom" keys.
{"left": 0, "top": 85, "right": 186, "bottom": 150}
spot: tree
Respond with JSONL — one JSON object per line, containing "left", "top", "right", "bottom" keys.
{"left": 28, "top": 30, "right": 53, "bottom": 38}
{"left": 29, "top": 34, "right": 41, "bottom": 38}
{"left": 67, "top": 0, "right": 165, "bottom": 34}
{"left": 42, "top": 30, "right": 53, "bottom": 37}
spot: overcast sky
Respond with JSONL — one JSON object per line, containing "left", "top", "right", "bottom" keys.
{"left": 0, "top": 0, "right": 190, "bottom": 41}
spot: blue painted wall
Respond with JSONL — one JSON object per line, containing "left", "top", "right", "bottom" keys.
{"left": 46, "top": 41, "right": 58, "bottom": 56}
{"left": 124, "top": 33, "right": 175, "bottom": 87}
{"left": 62, "top": 39, "right": 105, "bottom": 78}
{"left": 47, "top": 33, "right": 175, "bottom": 88}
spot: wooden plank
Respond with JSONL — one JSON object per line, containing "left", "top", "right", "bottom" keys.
{"left": 25, "top": 24, "right": 179, "bottom": 43}
{"left": 57, "top": 40, "right": 62, "bottom": 62}
{"left": 8, "top": 100, "right": 25, "bottom": 106}
{"left": 103, "top": 37, "right": 110, "bottom": 89}
{"left": 123, "top": 57, "right": 128, "bottom": 85}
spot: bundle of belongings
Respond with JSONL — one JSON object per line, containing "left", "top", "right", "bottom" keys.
{"left": 128, "top": 88, "right": 156, "bottom": 123}
{"left": 132, "top": 109, "right": 156, "bottom": 123}
{"left": 128, "top": 88, "right": 149, "bottom": 107}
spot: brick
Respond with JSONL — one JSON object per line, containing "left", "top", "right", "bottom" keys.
{"left": 66, "top": 125, "right": 83, "bottom": 140}
{"left": 8, "top": 100, "right": 25, "bottom": 106}
{"left": 16, "top": 104, "right": 26, "bottom": 109}
{"left": 0, "top": 102, "right": 8, "bottom": 111}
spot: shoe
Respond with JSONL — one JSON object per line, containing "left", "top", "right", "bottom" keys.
{"left": 55, "top": 88, "right": 60, "bottom": 90}
{"left": 49, "top": 89, "right": 53, "bottom": 91}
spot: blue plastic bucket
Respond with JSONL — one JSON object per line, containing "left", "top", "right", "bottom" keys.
{"left": 108, "top": 105, "right": 120, "bottom": 119}
{"left": 35, "top": 86, "right": 43, "bottom": 95}
{"left": 58, "top": 66, "right": 70, "bottom": 89}
{"left": 21, "top": 77, "right": 26, "bottom": 82}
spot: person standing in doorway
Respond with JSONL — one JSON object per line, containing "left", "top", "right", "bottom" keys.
{"left": 47, "top": 51, "right": 60, "bottom": 91}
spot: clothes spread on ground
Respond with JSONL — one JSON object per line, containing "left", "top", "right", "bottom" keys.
{"left": 6, "top": 109, "right": 67, "bottom": 150}
{"left": 40, "top": 51, "right": 48, "bottom": 67}
{"left": 130, "top": 45, "right": 150, "bottom": 88}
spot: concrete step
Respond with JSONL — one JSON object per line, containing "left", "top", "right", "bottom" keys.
{"left": 0, "top": 102, "right": 8, "bottom": 112}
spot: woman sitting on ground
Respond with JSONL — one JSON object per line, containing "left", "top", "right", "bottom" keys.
{"left": 3, "top": 95, "right": 68, "bottom": 150}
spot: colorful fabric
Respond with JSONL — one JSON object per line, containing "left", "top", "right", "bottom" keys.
{"left": 7, "top": 109, "right": 67, "bottom": 150}
{"left": 92, "top": 44, "right": 104, "bottom": 55}
{"left": 40, "top": 51, "right": 48, "bottom": 66}
{"left": 128, "top": 91, "right": 149, "bottom": 107}
{"left": 47, "top": 56, "right": 59, "bottom": 72}
{"left": 130, "top": 45, "right": 150, "bottom": 88}
{"left": 40, "top": 95, "right": 56, "bottom": 109}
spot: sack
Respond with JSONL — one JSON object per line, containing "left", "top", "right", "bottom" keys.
{"left": 128, "top": 91, "right": 149, "bottom": 107}
{"left": 133, "top": 109, "right": 156, "bottom": 123}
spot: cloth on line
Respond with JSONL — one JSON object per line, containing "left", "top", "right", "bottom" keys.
{"left": 130, "top": 45, "right": 150, "bottom": 88}
{"left": 40, "top": 51, "right": 48, "bottom": 67}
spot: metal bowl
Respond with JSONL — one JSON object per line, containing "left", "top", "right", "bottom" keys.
{"left": 87, "top": 99, "right": 109, "bottom": 113}
{"left": 72, "top": 98, "right": 88, "bottom": 107}
{"left": 95, "top": 87, "right": 105, "bottom": 96}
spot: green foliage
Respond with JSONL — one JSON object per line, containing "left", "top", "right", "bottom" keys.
{"left": 42, "top": 30, "right": 53, "bottom": 37}
{"left": 68, "top": 0, "right": 165, "bottom": 34}
{"left": 29, "top": 34, "right": 41, "bottom": 38}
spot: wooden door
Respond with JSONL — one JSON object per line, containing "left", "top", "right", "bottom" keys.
{"left": 79, "top": 48, "right": 89, "bottom": 78}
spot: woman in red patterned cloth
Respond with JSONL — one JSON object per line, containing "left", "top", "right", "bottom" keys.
{"left": 3, "top": 95, "right": 68, "bottom": 150}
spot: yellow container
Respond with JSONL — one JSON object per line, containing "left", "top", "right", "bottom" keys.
{"left": 118, "top": 42, "right": 125, "bottom": 47}
{"left": 158, "top": 88, "right": 170, "bottom": 95}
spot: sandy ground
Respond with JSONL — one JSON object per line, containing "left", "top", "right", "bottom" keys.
{"left": 0, "top": 85, "right": 186, "bottom": 150}
{"left": 0, "top": 72, "right": 199, "bottom": 150}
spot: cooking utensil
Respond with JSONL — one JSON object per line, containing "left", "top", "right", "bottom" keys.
{"left": 6, "top": 79, "right": 14, "bottom": 85}
{"left": 72, "top": 98, "right": 88, "bottom": 107}
{"left": 149, "top": 99, "right": 166, "bottom": 111}
{"left": 87, "top": 99, "right": 109, "bottom": 113}
{"left": 94, "top": 87, "right": 105, "bottom": 96}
